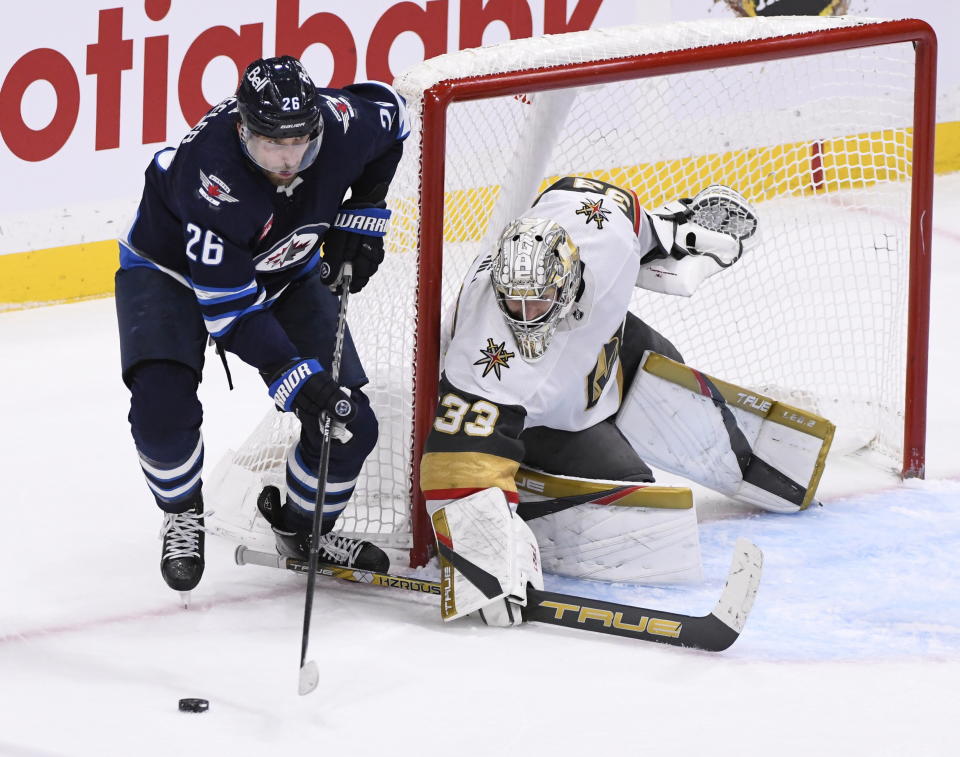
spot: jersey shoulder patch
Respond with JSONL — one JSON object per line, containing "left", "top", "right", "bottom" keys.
{"left": 170, "top": 101, "right": 256, "bottom": 214}
{"left": 343, "top": 80, "right": 410, "bottom": 140}
{"left": 535, "top": 176, "right": 641, "bottom": 232}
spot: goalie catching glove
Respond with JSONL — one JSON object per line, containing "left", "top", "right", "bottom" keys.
{"left": 265, "top": 358, "right": 357, "bottom": 423}
{"left": 638, "top": 184, "right": 759, "bottom": 296}
{"left": 428, "top": 487, "right": 544, "bottom": 627}
{"left": 320, "top": 202, "right": 391, "bottom": 293}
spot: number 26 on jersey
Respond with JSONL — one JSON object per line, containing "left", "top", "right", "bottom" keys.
{"left": 185, "top": 224, "right": 224, "bottom": 265}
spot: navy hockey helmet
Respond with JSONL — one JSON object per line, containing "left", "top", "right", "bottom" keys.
{"left": 236, "top": 56, "right": 322, "bottom": 174}
{"left": 237, "top": 56, "right": 320, "bottom": 138}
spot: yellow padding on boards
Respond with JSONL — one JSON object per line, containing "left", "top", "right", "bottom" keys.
{"left": 515, "top": 466, "right": 692, "bottom": 510}
{"left": 0, "top": 240, "right": 118, "bottom": 309}
{"left": 2, "top": 122, "right": 957, "bottom": 310}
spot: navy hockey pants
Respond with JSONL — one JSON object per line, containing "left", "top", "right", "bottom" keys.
{"left": 115, "top": 265, "right": 377, "bottom": 520}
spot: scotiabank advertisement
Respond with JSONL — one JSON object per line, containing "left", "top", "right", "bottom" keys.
{"left": 0, "top": 0, "right": 955, "bottom": 289}
{"left": 0, "top": 0, "right": 647, "bottom": 256}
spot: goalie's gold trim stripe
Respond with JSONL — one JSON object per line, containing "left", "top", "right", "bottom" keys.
{"left": 802, "top": 429, "right": 832, "bottom": 510}
{"left": 431, "top": 508, "right": 457, "bottom": 620}
{"left": 515, "top": 466, "right": 692, "bottom": 510}
{"left": 421, "top": 451, "right": 519, "bottom": 494}
{"left": 642, "top": 353, "right": 835, "bottom": 441}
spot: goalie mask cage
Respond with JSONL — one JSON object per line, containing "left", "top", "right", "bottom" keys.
{"left": 211, "top": 17, "right": 935, "bottom": 568}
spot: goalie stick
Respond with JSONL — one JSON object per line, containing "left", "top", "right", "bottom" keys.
{"left": 235, "top": 538, "right": 762, "bottom": 652}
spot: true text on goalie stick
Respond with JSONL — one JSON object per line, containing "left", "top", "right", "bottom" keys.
{"left": 235, "top": 537, "right": 763, "bottom": 652}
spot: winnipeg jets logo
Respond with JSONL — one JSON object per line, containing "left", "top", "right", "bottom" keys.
{"left": 254, "top": 224, "right": 328, "bottom": 272}
{"left": 321, "top": 95, "right": 356, "bottom": 134}
{"left": 198, "top": 171, "right": 239, "bottom": 207}
{"left": 576, "top": 197, "right": 611, "bottom": 229}
{"left": 474, "top": 338, "right": 515, "bottom": 380}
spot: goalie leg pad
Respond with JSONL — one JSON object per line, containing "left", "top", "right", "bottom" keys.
{"left": 514, "top": 467, "right": 702, "bottom": 585}
{"left": 615, "top": 353, "right": 834, "bottom": 513}
{"left": 429, "top": 488, "right": 544, "bottom": 626}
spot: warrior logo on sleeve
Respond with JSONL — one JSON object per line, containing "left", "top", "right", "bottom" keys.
{"left": 576, "top": 198, "right": 611, "bottom": 229}
{"left": 474, "top": 338, "right": 515, "bottom": 380}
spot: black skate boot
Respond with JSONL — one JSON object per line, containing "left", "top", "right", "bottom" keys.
{"left": 159, "top": 494, "right": 205, "bottom": 602}
{"left": 258, "top": 486, "right": 389, "bottom": 573}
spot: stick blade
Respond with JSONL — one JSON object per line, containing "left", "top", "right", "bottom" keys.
{"left": 298, "top": 660, "right": 319, "bottom": 696}
{"left": 710, "top": 537, "right": 763, "bottom": 636}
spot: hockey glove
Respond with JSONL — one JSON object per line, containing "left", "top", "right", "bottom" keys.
{"left": 265, "top": 359, "right": 357, "bottom": 423}
{"left": 321, "top": 202, "right": 391, "bottom": 293}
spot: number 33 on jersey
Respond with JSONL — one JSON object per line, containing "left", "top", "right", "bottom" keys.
{"left": 421, "top": 376, "right": 527, "bottom": 500}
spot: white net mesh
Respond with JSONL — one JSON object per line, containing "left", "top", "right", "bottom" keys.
{"left": 210, "top": 17, "right": 926, "bottom": 557}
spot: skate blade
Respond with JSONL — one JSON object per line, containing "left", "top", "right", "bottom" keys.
{"left": 179, "top": 591, "right": 192, "bottom": 609}
{"left": 298, "top": 660, "right": 319, "bottom": 696}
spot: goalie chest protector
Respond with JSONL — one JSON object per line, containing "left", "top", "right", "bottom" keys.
{"left": 443, "top": 183, "right": 645, "bottom": 431}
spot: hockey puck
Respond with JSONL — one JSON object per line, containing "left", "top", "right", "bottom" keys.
{"left": 178, "top": 698, "right": 209, "bottom": 713}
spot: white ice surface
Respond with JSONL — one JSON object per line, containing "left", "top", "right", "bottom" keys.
{"left": 2, "top": 175, "right": 960, "bottom": 756}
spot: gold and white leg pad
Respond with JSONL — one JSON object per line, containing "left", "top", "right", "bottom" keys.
{"left": 428, "top": 487, "right": 544, "bottom": 627}
{"left": 615, "top": 352, "right": 835, "bottom": 513}
{"left": 515, "top": 467, "right": 702, "bottom": 584}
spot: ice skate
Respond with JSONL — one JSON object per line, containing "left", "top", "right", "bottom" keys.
{"left": 160, "top": 495, "right": 206, "bottom": 604}
{"left": 258, "top": 485, "right": 389, "bottom": 572}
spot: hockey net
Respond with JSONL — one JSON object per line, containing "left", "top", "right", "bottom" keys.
{"left": 207, "top": 16, "right": 935, "bottom": 566}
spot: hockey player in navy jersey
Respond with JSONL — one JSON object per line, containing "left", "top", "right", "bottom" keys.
{"left": 115, "top": 56, "right": 408, "bottom": 597}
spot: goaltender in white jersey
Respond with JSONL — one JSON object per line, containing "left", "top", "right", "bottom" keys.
{"left": 421, "top": 176, "right": 830, "bottom": 629}
{"left": 443, "top": 178, "right": 649, "bottom": 431}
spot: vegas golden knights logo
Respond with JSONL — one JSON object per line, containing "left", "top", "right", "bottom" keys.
{"left": 585, "top": 325, "right": 623, "bottom": 409}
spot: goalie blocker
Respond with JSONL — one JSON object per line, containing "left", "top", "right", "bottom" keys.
{"left": 617, "top": 352, "right": 835, "bottom": 513}
{"left": 428, "top": 487, "right": 544, "bottom": 627}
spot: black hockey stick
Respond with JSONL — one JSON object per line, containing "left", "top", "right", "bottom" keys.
{"left": 298, "top": 262, "right": 353, "bottom": 696}
{"left": 236, "top": 538, "right": 762, "bottom": 652}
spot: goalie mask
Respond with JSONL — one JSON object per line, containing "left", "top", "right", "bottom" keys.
{"left": 491, "top": 217, "right": 581, "bottom": 362}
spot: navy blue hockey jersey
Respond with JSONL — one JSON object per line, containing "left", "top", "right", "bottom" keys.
{"left": 120, "top": 81, "right": 409, "bottom": 371}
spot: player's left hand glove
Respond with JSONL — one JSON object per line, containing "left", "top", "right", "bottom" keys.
{"left": 264, "top": 358, "right": 357, "bottom": 424}
{"left": 321, "top": 202, "right": 391, "bottom": 293}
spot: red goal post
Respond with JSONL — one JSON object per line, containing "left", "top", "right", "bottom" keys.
{"left": 403, "top": 17, "right": 935, "bottom": 566}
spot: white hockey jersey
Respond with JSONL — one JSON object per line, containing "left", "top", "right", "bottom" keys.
{"left": 442, "top": 177, "right": 650, "bottom": 431}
